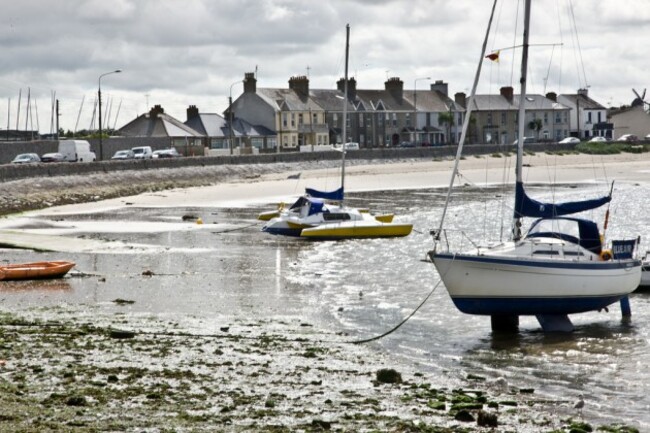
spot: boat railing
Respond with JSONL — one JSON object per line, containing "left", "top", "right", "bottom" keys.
{"left": 430, "top": 228, "right": 481, "bottom": 253}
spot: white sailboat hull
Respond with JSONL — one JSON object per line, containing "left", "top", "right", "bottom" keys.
{"left": 431, "top": 249, "right": 642, "bottom": 315}
{"left": 640, "top": 262, "right": 650, "bottom": 288}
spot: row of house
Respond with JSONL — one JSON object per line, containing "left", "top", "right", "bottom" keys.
{"left": 113, "top": 72, "right": 646, "bottom": 154}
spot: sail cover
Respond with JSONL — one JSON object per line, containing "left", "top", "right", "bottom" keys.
{"left": 305, "top": 187, "right": 344, "bottom": 201}
{"left": 514, "top": 182, "right": 610, "bottom": 219}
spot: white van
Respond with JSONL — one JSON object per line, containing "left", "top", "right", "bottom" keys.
{"left": 132, "top": 146, "right": 153, "bottom": 159}
{"left": 58, "top": 140, "right": 97, "bottom": 162}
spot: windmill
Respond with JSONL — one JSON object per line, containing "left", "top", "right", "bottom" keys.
{"left": 632, "top": 88, "right": 649, "bottom": 112}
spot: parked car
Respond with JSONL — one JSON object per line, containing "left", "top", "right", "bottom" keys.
{"left": 588, "top": 136, "right": 608, "bottom": 143}
{"left": 11, "top": 153, "right": 41, "bottom": 164}
{"left": 399, "top": 141, "right": 415, "bottom": 148}
{"left": 617, "top": 134, "right": 638, "bottom": 142}
{"left": 153, "top": 148, "right": 182, "bottom": 158}
{"left": 132, "top": 146, "right": 153, "bottom": 159}
{"left": 111, "top": 150, "right": 135, "bottom": 160}
{"left": 558, "top": 137, "right": 580, "bottom": 144}
{"left": 40, "top": 152, "right": 66, "bottom": 163}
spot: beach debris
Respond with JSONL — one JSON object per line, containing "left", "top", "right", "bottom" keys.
{"left": 310, "top": 419, "right": 331, "bottom": 430}
{"left": 112, "top": 298, "right": 135, "bottom": 305}
{"left": 220, "top": 326, "right": 230, "bottom": 332}
{"left": 477, "top": 410, "right": 498, "bottom": 427}
{"left": 454, "top": 409, "right": 474, "bottom": 422}
{"left": 375, "top": 368, "right": 402, "bottom": 384}
{"left": 66, "top": 396, "right": 87, "bottom": 407}
{"left": 182, "top": 214, "right": 199, "bottom": 221}
{"left": 109, "top": 329, "right": 136, "bottom": 339}
{"left": 287, "top": 172, "right": 302, "bottom": 179}
{"left": 142, "top": 269, "right": 154, "bottom": 276}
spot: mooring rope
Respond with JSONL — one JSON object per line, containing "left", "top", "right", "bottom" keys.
{"left": 348, "top": 251, "right": 454, "bottom": 345}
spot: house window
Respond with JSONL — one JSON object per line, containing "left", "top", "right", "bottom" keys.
{"left": 268, "top": 138, "right": 277, "bottom": 149}
{"left": 392, "top": 113, "right": 397, "bottom": 127}
{"left": 298, "top": 113, "right": 303, "bottom": 125}
{"left": 501, "top": 112, "right": 506, "bottom": 125}
{"left": 313, "top": 112, "right": 318, "bottom": 124}
{"left": 487, "top": 113, "right": 492, "bottom": 125}
{"left": 405, "top": 112, "right": 411, "bottom": 127}
{"left": 597, "top": 112, "right": 602, "bottom": 123}
{"left": 544, "top": 112, "right": 548, "bottom": 125}
{"left": 587, "top": 112, "right": 592, "bottom": 124}
{"left": 359, "top": 113, "right": 364, "bottom": 127}
{"left": 282, "top": 113, "right": 288, "bottom": 128}
{"left": 251, "top": 137, "right": 263, "bottom": 149}
{"left": 555, "top": 112, "right": 561, "bottom": 123}
{"left": 291, "top": 113, "right": 295, "bottom": 127}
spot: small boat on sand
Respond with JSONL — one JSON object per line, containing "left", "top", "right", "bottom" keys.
{"left": 0, "top": 261, "right": 75, "bottom": 281}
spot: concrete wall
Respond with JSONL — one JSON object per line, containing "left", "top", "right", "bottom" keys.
{"left": 0, "top": 142, "right": 576, "bottom": 183}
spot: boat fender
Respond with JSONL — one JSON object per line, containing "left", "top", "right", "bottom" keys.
{"left": 600, "top": 249, "right": 612, "bottom": 261}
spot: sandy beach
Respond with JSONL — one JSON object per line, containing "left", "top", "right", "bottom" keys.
{"left": 22, "top": 151, "right": 650, "bottom": 217}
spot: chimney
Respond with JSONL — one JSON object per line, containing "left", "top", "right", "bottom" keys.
{"left": 500, "top": 86, "right": 514, "bottom": 102}
{"left": 385, "top": 77, "right": 404, "bottom": 99}
{"left": 336, "top": 77, "right": 357, "bottom": 99}
{"left": 454, "top": 92, "right": 467, "bottom": 108}
{"left": 150, "top": 105, "right": 164, "bottom": 118}
{"left": 578, "top": 88, "right": 589, "bottom": 97}
{"left": 289, "top": 75, "right": 309, "bottom": 96}
{"left": 545, "top": 92, "right": 557, "bottom": 102}
{"left": 244, "top": 72, "right": 257, "bottom": 93}
{"left": 186, "top": 105, "right": 199, "bottom": 121}
{"left": 430, "top": 80, "right": 448, "bottom": 96}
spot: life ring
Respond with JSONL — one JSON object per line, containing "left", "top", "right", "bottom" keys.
{"left": 600, "top": 249, "right": 613, "bottom": 261}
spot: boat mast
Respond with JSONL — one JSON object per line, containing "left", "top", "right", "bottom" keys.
{"left": 434, "top": 0, "right": 499, "bottom": 240}
{"left": 340, "top": 23, "right": 350, "bottom": 206}
{"left": 513, "top": 0, "right": 532, "bottom": 241}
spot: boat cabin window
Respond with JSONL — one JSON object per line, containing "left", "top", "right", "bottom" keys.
{"left": 532, "top": 250, "right": 560, "bottom": 256}
{"left": 323, "top": 213, "right": 351, "bottom": 221}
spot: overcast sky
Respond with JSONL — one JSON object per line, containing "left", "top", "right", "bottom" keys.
{"left": 0, "top": 0, "right": 647, "bottom": 134}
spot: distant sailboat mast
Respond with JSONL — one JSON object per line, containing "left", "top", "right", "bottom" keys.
{"left": 340, "top": 23, "right": 350, "bottom": 207}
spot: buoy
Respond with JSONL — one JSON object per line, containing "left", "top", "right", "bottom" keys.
{"left": 196, "top": 217, "right": 203, "bottom": 225}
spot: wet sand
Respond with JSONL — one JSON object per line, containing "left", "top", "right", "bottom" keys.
{"left": 25, "top": 151, "right": 650, "bottom": 216}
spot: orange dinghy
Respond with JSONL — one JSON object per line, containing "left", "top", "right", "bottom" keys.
{"left": 0, "top": 261, "right": 75, "bottom": 281}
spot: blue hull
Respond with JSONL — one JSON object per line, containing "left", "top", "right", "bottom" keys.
{"left": 451, "top": 295, "right": 625, "bottom": 316}
{"left": 261, "top": 227, "right": 302, "bottom": 237}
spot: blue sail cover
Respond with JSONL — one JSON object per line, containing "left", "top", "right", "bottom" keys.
{"left": 514, "top": 182, "right": 610, "bottom": 219}
{"left": 305, "top": 187, "right": 344, "bottom": 201}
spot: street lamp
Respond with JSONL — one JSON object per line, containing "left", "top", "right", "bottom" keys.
{"left": 413, "top": 77, "right": 430, "bottom": 145}
{"left": 98, "top": 69, "right": 121, "bottom": 160}
{"left": 228, "top": 80, "right": 242, "bottom": 156}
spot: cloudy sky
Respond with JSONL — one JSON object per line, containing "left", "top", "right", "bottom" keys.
{"left": 0, "top": 0, "right": 647, "bottom": 134}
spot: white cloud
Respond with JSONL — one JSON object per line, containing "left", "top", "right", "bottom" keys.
{"left": 0, "top": 0, "right": 646, "bottom": 132}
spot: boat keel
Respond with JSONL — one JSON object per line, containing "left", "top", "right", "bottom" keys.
{"left": 490, "top": 315, "right": 519, "bottom": 333}
{"left": 535, "top": 314, "right": 574, "bottom": 332}
{"left": 620, "top": 296, "right": 631, "bottom": 317}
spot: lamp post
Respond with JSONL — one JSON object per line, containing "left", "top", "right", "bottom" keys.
{"left": 98, "top": 69, "right": 121, "bottom": 160}
{"left": 228, "top": 80, "right": 242, "bottom": 156}
{"left": 413, "top": 77, "right": 430, "bottom": 145}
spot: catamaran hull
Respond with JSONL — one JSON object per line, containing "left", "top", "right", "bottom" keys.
{"left": 301, "top": 222, "right": 412, "bottom": 239}
{"left": 431, "top": 252, "right": 642, "bottom": 315}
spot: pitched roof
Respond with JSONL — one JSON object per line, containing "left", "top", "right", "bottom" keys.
{"left": 119, "top": 108, "right": 203, "bottom": 137}
{"left": 468, "top": 94, "right": 569, "bottom": 111}
{"left": 559, "top": 94, "right": 606, "bottom": 110}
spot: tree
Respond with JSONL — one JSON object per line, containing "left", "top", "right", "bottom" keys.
{"left": 528, "top": 119, "right": 543, "bottom": 140}
{"left": 438, "top": 112, "right": 454, "bottom": 145}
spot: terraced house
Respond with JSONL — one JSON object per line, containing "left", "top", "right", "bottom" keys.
{"left": 229, "top": 72, "right": 463, "bottom": 151}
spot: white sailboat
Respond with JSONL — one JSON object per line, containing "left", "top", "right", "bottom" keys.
{"left": 428, "top": 0, "right": 642, "bottom": 332}
{"left": 260, "top": 24, "right": 412, "bottom": 240}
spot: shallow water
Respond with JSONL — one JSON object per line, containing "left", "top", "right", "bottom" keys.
{"left": 1, "top": 180, "right": 649, "bottom": 427}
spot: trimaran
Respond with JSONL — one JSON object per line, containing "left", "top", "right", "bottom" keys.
{"left": 259, "top": 24, "right": 412, "bottom": 240}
